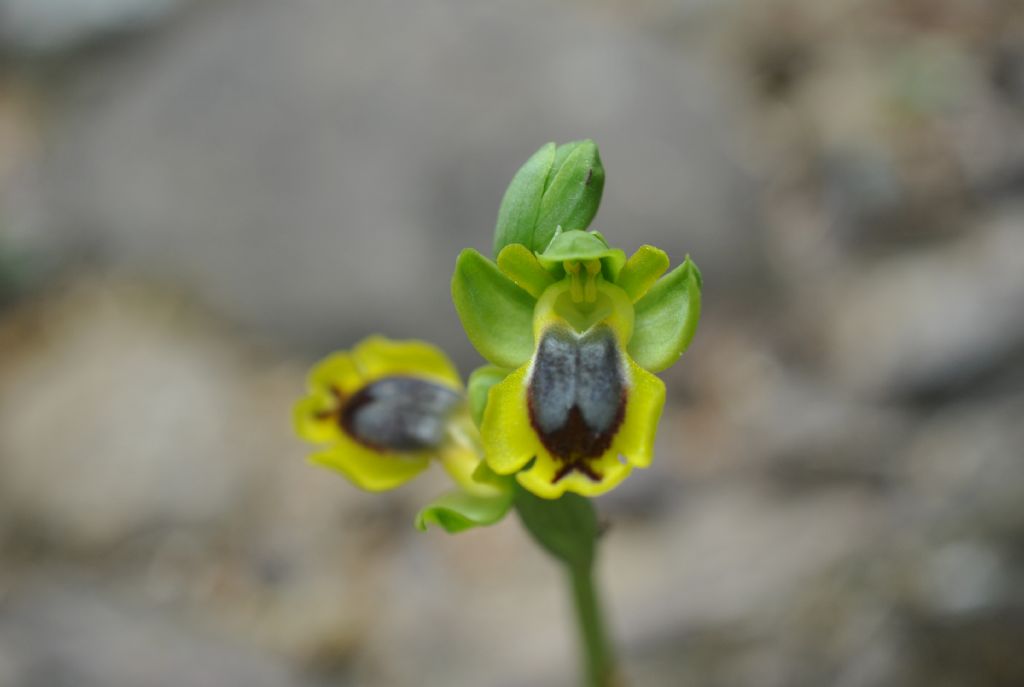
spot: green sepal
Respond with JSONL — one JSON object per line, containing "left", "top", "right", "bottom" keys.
{"left": 452, "top": 248, "right": 536, "bottom": 368}
{"left": 496, "top": 244, "right": 556, "bottom": 299}
{"left": 415, "top": 487, "right": 514, "bottom": 534}
{"left": 537, "top": 229, "right": 627, "bottom": 279}
{"left": 513, "top": 482, "right": 598, "bottom": 570}
{"left": 616, "top": 245, "right": 669, "bottom": 302}
{"left": 627, "top": 256, "right": 702, "bottom": 372}
{"left": 493, "top": 141, "right": 605, "bottom": 256}
{"left": 467, "top": 365, "right": 509, "bottom": 427}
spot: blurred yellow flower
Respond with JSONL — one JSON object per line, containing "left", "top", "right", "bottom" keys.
{"left": 294, "top": 336, "right": 480, "bottom": 492}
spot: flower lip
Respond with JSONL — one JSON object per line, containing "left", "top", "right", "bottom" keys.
{"left": 527, "top": 325, "right": 626, "bottom": 483}
{"left": 339, "top": 376, "right": 462, "bottom": 452}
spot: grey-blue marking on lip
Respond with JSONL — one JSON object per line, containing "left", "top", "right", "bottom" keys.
{"left": 527, "top": 326, "right": 626, "bottom": 481}
{"left": 340, "top": 377, "right": 461, "bottom": 452}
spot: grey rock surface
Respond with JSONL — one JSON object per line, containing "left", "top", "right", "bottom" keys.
{"left": 15, "top": 0, "right": 756, "bottom": 360}
{"left": 819, "top": 206, "right": 1024, "bottom": 399}
{"left": 0, "top": 0, "right": 185, "bottom": 54}
{"left": 0, "top": 279, "right": 259, "bottom": 550}
{"left": 0, "top": 580, "right": 319, "bottom": 687}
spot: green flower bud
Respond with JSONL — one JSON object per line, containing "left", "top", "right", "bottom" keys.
{"left": 493, "top": 140, "right": 605, "bottom": 257}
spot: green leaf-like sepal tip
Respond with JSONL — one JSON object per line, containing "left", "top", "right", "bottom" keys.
{"left": 627, "top": 256, "right": 702, "bottom": 372}
{"left": 415, "top": 489, "right": 515, "bottom": 534}
{"left": 452, "top": 248, "right": 535, "bottom": 368}
{"left": 493, "top": 141, "right": 605, "bottom": 257}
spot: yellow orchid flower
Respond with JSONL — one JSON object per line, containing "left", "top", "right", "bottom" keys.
{"left": 454, "top": 230, "right": 701, "bottom": 499}
{"left": 293, "top": 336, "right": 482, "bottom": 493}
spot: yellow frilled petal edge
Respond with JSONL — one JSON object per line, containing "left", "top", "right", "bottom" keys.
{"left": 517, "top": 448, "right": 633, "bottom": 499}
{"left": 480, "top": 363, "right": 535, "bottom": 475}
{"left": 307, "top": 351, "right": 363, "bottom": 396}
{"left": 480, "top": 348, "right": 667, "bottom": 499}
{"left": 296, "top": 351, "right": 364, "bottom": 444}
{"left": 351, "top": 336, "right": 462, "bottom": 391}
{"left": 615, "top": 358, "right": 666, "bottom": 469}
{"left": 308, "top": 435, "right": 431, "bottom": 492}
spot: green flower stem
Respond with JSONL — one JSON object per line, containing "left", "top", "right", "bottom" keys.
{"left": 568, "top": 559, "right": 615, "bottom": 687}
{"left": 512, "top": 484, "right": 617, "bottom": 686}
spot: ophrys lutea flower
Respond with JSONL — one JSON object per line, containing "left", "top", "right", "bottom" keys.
{"left": 294, "top": 336, "right": 484, "bottom": 493}
{"left": 454, "top": 228, "right": 701, "bottom": 499}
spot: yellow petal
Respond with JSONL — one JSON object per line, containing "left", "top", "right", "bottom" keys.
{"left": 352, "top": 336, "right": 462, "bottom": 390}
{"left": 616, "top": 245, "right": 670, "bottom": 302}
{"left": 432, "top": 412, "right": 498, "bottom": 497}
{"left": 293, "top": 395, "right": 343, "bottom": 444}
{"left": 439, "top": 444, "right": 506, "bottom": 498}
{"left": 496, "top": 243, "right": 556, "bottom": 298}
{"left": 308, "top": 436, "right": 430, "bottom": 492}
{"left": 308, "top": 351, "right": 363, "bottom": 396}
{"left": 556, "top": 458, "right": 632, "bottom": 497}
{"left": 615, "top": 358, "right": 666, "bottom": 468}
{"left": 516, "top": 447, "right": 633, "bottom": 499}
{"left": 480, "top": 363, "right": 539, "bottom": 475}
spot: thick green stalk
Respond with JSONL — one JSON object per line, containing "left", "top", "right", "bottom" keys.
{"left": 513, "top": 484, "right": 617, "bottom": 686}
{"left": 568, "top": 560, "right": 614, "bottom": 687}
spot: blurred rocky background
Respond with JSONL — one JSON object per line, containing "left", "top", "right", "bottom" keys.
{"left": 1, "top": 0, "right": 1023, "bottom": 685}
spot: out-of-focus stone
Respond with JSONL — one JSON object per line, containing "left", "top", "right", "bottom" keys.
{"left": 713, "top": 0, "right": 1024, "bottom": 278}
{"left": 0, "top": 0, "right": 186, "bottom": 54}
{"left": 919, "top": 540, "right": 1006, "bottom": 617}
{"left": 659, "top": 321, "right": 909, "bottom": 483}
{"left": 819, "top": 206, "right": 1024, "bottom": 398}
{"left": 603, "top": 481, "right": 895, "bottom": 687}
{"left": 0, "top": 580, "right": 318, "bottom": 687}
{"left": 606, "top": 483, "right": 884, "bottom": 639}
{"left": 902, "top": 393, "right": 1024, "bottom": 538}
{"left": 0, "top": 278, "right": 256, "bottom": 550}
{"left": 12, "top": 0, "right": 757, "bottom": 359}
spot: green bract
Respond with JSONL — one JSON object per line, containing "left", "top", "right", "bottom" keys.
{"left": 415, "top": 486, "right": 514, "bottom": 534}
{"left": 415, "top": 459, "right": 515, "bottom": 534}
{"left": 493, "top": 141, "right": 605, "bottom": 257}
